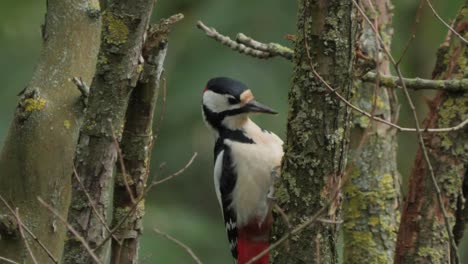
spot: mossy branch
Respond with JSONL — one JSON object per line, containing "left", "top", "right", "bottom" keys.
{"left": 362, "top": 72, "right": 468, "bottom": 92}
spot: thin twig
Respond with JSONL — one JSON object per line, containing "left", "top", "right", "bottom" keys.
{"left": 151, "top": 153, "right": 198, "bottom": 185}
{"left": 153, "top": 227, "right": 203, "bottom": 264}
{"left": 397, "top": 0, "right": 425, "bottom": 64}
{"left": 111, "top": 128, "right": 136, "bottom": 203}
{"left": 14, "top": 209, "right": 38, "bottom": 264}
{"left": 0, "top": 256, "right": 19, "bottom": 264}
{"left": 93, "top": 152, "right": 198, "bottom": 251}
{"left": 425, "top": 0, "right": 468, "bottom": 44}
{"left": 362, "top": 72, "right": 468, "bottom": 92}
{"left": 72, "top": 166, "right": 120, "bottom": 245}
{"left": 0, "top": 195, "right": 59, "bottom": 264}
{"left": 37, "top": 197, "right": 103, "bottom": 264}
{"left": 245, "top": 207, "right": 327, "bottom": 264}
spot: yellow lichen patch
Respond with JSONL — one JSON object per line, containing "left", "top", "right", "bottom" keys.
{"left": 64, "top": 120, "right": 71, "bottom": 129}
{"left": 137, "top": 64, "right": 144, "bottom": 74}
{"left": 23, "top": 97, "right": 46, "bottom": 112}
{"left": 103, "top": 12, "right": 129, "bottom": 45}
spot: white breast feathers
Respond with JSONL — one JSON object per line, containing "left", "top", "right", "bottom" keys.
{"left": 225, "top": 120, "right": 283, "bottom": 227}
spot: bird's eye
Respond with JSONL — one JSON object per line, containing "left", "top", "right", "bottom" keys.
{"left": 228, "top": 97, "right": 239, "bottom": 104}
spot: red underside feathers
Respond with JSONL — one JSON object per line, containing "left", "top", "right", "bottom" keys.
{"left": 237, "top": 213, "right": 272, "bottom": 264}
{"left": 237, "top": 236, "right": 269, "bottom": 264}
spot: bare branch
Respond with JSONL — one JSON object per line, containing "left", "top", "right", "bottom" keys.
{"left": 0, "top": 195, "right": 58, "bottom": 264}
{"left": 362, "top": 72, "right": 468, "bottom": 92}
{"left": 236, "top": 33, "right": 294, "bottom": 60}
{"left": 14, "top": 209, "right": 38, "bottom": 264}
{"left": 425, "top": 0, "right": 468, "bottom": 44}
{"left": 153, "top": 227, "right": 203, "bottom": 264}
{"left": 196, "top": 20, "right": 294, "bottom": 60}
{"left": 0, "top": 256, "right": 19, "bottom": 264}
{"left": 37, "top": 197, "right": 103, "bottom": 264}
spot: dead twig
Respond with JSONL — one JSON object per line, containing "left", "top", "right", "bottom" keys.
{"left": 153, "top": 227, "right": 203, "bottom": 264}
{"left": 37, "top": 197, "right": 103, "bottom": 264}
{"left": 0, "top": 256, "right": 19, "bottom": 264}
{"left": 425, "top": 0, "right": 468, "bottom": 44}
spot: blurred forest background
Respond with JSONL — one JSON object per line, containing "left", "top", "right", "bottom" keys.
{"left": 0, "top": 0, "right": 466, "bottom": 263}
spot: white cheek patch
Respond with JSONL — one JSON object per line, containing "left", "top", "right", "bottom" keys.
{"left": 203, "top": 90, "right": 229, "bottom": 113}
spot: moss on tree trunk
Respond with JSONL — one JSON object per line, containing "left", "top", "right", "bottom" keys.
{"left": 272, "top": 0, "right": 357, "bottom": 263}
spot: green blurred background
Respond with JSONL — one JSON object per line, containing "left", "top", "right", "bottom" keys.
{"left": 0, "top": 0, "right": 466, "bottom": 263}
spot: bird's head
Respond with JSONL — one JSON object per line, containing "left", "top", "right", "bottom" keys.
{"left": 202, "top": 77, "right": 277, "bottom": 133}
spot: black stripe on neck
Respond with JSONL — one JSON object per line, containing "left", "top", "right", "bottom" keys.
{"left": 202, "top": 105, "right": 248, "bottom": 131}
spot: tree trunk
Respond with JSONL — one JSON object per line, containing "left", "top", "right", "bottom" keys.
{"left": 0, "top": 0, "right": 101, "bottom": 263}
{"left": 343, "top": 1, "right": 400, "bottom": 263}
{"left": 63, "top": 0, "right": 155, "bottom": 263}
{"left": 110, "top": 25, "right": 169, "bottom": 264}
{"left": 395, "top": 3, "right": 467, "bottom": 263}
{"left": 272, "top": 0, "right": 357, "bottom": 263}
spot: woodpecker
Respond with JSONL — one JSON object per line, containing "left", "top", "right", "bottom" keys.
{"left": 202, "top": 77, "right": 283, "bottom": 264}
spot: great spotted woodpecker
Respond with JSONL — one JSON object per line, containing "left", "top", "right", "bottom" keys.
{"left": 202, "top": 77, "right": 283, "bottom": 264}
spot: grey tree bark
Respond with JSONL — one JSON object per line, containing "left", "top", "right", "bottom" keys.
{"left": 62, "top": 0, "right": 156, "bottom": 263}
{"left": 272, "top": 0, "right": 357, "bottom": 263}
{"left": 0, "top": 1, "right": 101, "bottom": 263}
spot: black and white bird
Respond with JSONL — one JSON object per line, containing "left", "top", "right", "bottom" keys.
{"left": 202, "top": 77, "right": 283, "bottom": 264}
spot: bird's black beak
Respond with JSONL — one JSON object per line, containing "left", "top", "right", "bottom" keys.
{"left": 243, "top": 100, "right": 278, "bottom": 114}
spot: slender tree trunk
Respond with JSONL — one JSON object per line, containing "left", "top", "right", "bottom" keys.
{"left": 343, "top": 1, "right": 400, "bottom": 263}
{"left": 63, "top": 0, "right": 155, "bottom": 262}
{"left": 0, "top": 0, "right": 101, "bottom": 263}
{"left": 272, "top": 0, "right": 357, "bottom": 263}
{"left": 110, "top": 24, "right": 170, "bottom": 264}
{"left": 395, "top": 3, "right": 467, "bottom": 263}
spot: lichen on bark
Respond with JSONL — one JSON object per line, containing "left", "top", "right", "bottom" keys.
{"left": 272, "top": 0, "right": 357, "bottom": 263}
{"left": 342, "top": 1, "right": 401, "bottom": 263}
{"left": 63, "top": 0, "right": 156, "bottom": 263}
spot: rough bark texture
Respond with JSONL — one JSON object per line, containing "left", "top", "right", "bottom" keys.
{"left": 110, "top": 31, "right": 168, "bottom": 264}
{"left": 0, "top": 0, "right": 101, "bottom": 263}
{"left": 395, "top": 4, "right": 467, "bottom": 263}
{"left": 343, "top": 1, "right": 400, "bottom": 263}
{"left": 63, "top": 0, "right": 155, "bottom": 263}
{"left": 272, "top": 0, "right": 356, "bottom": 263}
